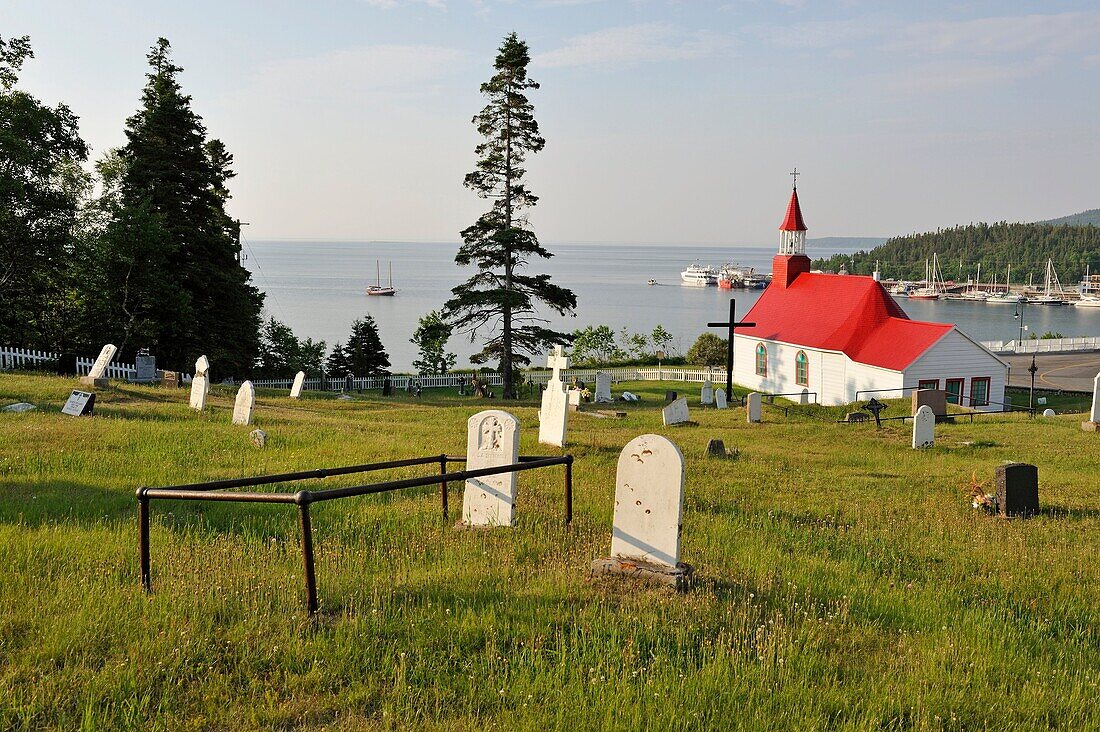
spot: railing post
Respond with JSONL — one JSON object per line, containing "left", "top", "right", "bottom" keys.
{"left": 296, "top": 496, "right": 318, "bottom": 614}
{"left": 138, "top": 489, "right": 151, "bottom": 593}
{"left": 439, "top": 454, "right": 449, "bottom": 522}
{"left": 564, "top": 456, "right": 573, "bottom": 529}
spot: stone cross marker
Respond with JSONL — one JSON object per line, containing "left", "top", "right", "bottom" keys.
{"left": 189, "top": 355, "right": 210, "bottom": 411}
{"left": 746, "top": 392, "right": 762, "bottom": 423}
{"left": 290, "top": 371, "right": 306, "bottom": 399}
{"left": 700, "top": 379, "right": 714, "bottom": 406}
{"left": 715, "top": 388, "right": 727, "bottom": 409}
{"left": 662, "top": 397, "right": 690, "bottom": 426}
{"left": 538, "top": 346, "right": 570, "bottom": 447}
{"left": 80, "top": 344, "right": 117, "bottom": 386}
{"left": 912, "top": 404, "right": 935, "bottom": 448}
{"left": 462, "top": 410, "right": 520, "bottom": 526}
{"left": 594, "top": 371, "right": 613, "bottom": 403}
{"left": 591, "top": 434, "right": 693, "bottom": 589}
{"left": 232, "top": 380, "right": 255, "bottom": 426}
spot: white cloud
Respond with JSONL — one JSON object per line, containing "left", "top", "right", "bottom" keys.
{"left": 532, "top": 23, "right": 735, "bottom": 69}
{"left": 888, "top": 12, "right": 1100, "bottom": 56}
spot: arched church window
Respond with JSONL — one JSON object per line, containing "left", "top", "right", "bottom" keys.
{"left": 796, "top": 351, "right": 808, "bottom": 386}
{"left": 755, "top": 344, "right": 768, "bottom": 377}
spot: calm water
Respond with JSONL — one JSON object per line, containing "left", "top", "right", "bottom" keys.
{"left": 242, "top": 240, "right": 1100, "bottom": 371}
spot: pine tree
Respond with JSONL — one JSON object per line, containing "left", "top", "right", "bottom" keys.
{"left": 344, "top": 316, "right": 390, "bottom": 376}
{"left": 325, "top": 342, "right": 350, "bottom": 376}
{"left": 443, "top": 33, "right": 577, "bottom": 399}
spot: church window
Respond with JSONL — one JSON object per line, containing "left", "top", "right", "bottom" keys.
{"left": 795, "top": 351, "right": 808, "bottom": 386}
{"left": 969, "top": 377, "right": 990, "bottom": 407}
{"left": 755, "top": 344, "right": 768, "bottom": 377}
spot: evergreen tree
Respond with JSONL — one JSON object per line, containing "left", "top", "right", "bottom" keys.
{"left": 255, "top": 317, "right": 327, "bottom": 378}
{"left": 411, "top": 310, "right": 457, "bottom": 374}
{"left": 443, "top": 33, "right": 576, "bottom": 399}
{"left": 325, "top": 342, "right": 351, "bottom": 376}
{"left": 344, "top": 315, "right": 390, "bottom": 376}
{"left": 0, "top": 34, "right": 88, "bottom": 349}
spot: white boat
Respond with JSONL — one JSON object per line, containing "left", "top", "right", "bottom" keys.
{"left": 647, "top": 279, "right": 658, "bottom": 286}
{"left": 986, "top": 265, "right": 1021, "bottom": 303}
{"left": 367, "top": 260, "right": 397, "bottom": 296}
{"left": 908, "top": 255, "right": 945, "bottom": 300}
{"left": 889, "top": 281, "right": 912, "bottom": 295}
{"left": 1075, "top": 296, "right": 1100, "bottom": 308}
{"left": 1031, "top": 258, "right": 1065, "bottom": 305}
{"left": 680, "top": 263, "right": 718, "bottom": 286}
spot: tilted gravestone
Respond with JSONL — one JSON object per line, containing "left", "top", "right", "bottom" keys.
{"left": 232, "top": 381, "right": 255, "bottom": 426}
{"left": 594, "top": 371, "right": 613, "bottom": 403}
{"left": 1082, "top": 372, "right": 1100, "bottom": 432}
{"left": 714, "top": 388, "right": 727, "bottom": 410}
{"left": 662, "top": 397, "right": 690, "bottom": 426}
{"left": 462, "top": 410, "right": 520, "bottom": 527}
{"left": 61, "top": 390, "right": 95, "bottom": 416}
{"left": 746, "top": 392, "right": 762, "bottom": 423}
{"left": 290, "top": 371, "right": 306, "bottom": 399}
{"left": 996, "top": 463, "right": 1039, "bottom": 518}
{"left": 538, "top": 346, "right": 570, "bottom": 447}
{"left": 189, "top": 355, "right": 210, "bottom": 410}
{"left": 80, "top": 344, "right": 117, "bottom": 387}
{"left": 912, "top": 389, "right": 947, "bottom": 417}
{"left": 591, "top": 434, "right": 692, "bottom": 590}
{"left": 700, "top": 379, "right": 714, "bottom": 406}
{"left": 912, "top": 404, "right": 935, "bottom": 448}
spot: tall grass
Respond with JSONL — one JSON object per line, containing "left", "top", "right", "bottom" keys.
{"left": 0, "top": 372, "right": 1097, "bottom": 730}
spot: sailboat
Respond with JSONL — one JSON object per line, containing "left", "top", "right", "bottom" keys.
{"left": 986, "top": 265, "right": 1022, "bottom": 304}
{"left": 908, "top": 254, "right": 945, "bottom": 300}
{"left": 1030, "top": 259, "right": 1065, "bottom": 305}
{"left": 367, "top": 260, "right": 397, "bottom": 296}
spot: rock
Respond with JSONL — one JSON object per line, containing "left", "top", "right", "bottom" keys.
{"left": 250, "top": 429, "right": 267, "bottom": 448}
{"left": 2, "top": 402, "right": 36, "bottom": 413}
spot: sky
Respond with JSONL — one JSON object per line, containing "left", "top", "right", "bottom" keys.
{"left": 4, "top": 0, "right": 1099, "bottom": 245}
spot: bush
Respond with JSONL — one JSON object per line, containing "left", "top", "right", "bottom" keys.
{"left": 686, "top": 333, "right": 727, "bottom": 366}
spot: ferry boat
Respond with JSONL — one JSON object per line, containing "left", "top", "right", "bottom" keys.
{"left": 367, "top": 261, "right": 397, "bottom": 296}
{"left": 680, "top": 263, "right": 718, "bottom": 287}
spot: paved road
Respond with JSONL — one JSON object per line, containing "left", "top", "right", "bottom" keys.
{"left": 1004, "top": 353, "right": 1100, "bottom": 392}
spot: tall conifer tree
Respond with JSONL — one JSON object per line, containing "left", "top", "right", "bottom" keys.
{"left": 444, "top": 33, "right": 576, "bottom": 398}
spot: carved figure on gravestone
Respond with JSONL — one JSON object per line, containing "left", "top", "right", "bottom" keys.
{"left": 478, "top": 416, "right": 503, "bottom": 452}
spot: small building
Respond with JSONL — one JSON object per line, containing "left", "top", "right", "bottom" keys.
{"left": 733, "top": 182, "right": 1009, "bottom": 409}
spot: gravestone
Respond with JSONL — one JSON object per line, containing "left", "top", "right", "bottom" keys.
{"left": 250, "top": 429, "right": 268, "bottom": 449}
{"left": 594, "top": 371, "right": 613, "bottom": 403}
{"left": 290, "top": 371, "right": 306, "bottom": 399}
{"left": 700, "top": 379, "right": 714, "bottom": 406}
{"left": 462, "top": 410, "right": 520, "bottom": 527}
{"left": 1083, "top": 372, "right": 1100, "bottom": 432}
{"left": 232, "top": 381, "right": 255, "bottom": 426}
{"left": 662, "top": 397, "right": 690, "bottom": 426}
{"left": 799, "top": 388, "right": 810, "bottom": 405}
{"left": 912, "top": 389, "right": 947, "bottom": 418}
{"left": 705, "top": 438, "right": 729, "bottom": 458}
{"left": 2, "top": 403, "right": 36, "bottom": 413}
{"left": 189, "top": 355, "right": 210, "bottom": 410}
{"left": 381, "top": 378, "right": 394, "bottom": 397}
{"left": 344, "top": 374, "right": 354, "bottom": 392}
{"left": 715, "top": 388, "right": 727, "bottom": 409}
{"left": 590, "top": 434, "right": 692, "bottom": 589}
{"left": 567, "top": 389, "right": 582, "bottom": 409}
{"left": 996, "top": 463, "right": 1039, "bottom": 518}
{"left": 538, "top": 345, "right": 570, "bottom": 447}
{"left": 56, "top": 353, "right": 78, "bottom": 377}
{"left": 61, "top": 390, "right": 95, "bottom": 416}
{"left": 912, "top": 404, "right": 935, "bottom": 448}
{"left": 664, "top": 390, "right": 677, "bottom": 402}
{"left": 80, "top": 344, "right": 117, "bottom": 387}
{"left": 1042, "top": 408, "right": 1056, "bottom": 418}
{"left": 134, "top": 350, "right": 157, "bottom": 382}
{"left": 746, "top": 392, "right": 762, "bottom": 423}
{"left": 160, "top": 371, "right": 180, "bottom": 389}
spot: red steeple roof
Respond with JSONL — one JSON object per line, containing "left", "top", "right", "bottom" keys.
{"left": 779, "top": 188, "right": 807, "bottom": 232}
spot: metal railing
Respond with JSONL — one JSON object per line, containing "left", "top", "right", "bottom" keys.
{"left": 137, "top": 453, "right": 574, "bottom": 614}
{"left": 980, "top": 336, "right": 1100, "bottom": 354}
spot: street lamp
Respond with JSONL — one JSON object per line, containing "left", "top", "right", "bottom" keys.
{"left": 1013, "top": 301, "right": 1028, "bottom": 344}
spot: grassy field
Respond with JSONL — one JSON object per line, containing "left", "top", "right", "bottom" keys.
{"left": 1, "top": 372, "right": 1098, "bottom": 730}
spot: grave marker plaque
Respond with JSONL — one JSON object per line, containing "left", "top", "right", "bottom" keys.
{"left": 61, "top": 390, "right": 95, "bottom": 416}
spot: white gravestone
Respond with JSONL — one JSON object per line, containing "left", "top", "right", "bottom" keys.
{"left": 594, "top": 371, "right": 613, "bottom": 403}
{"left": 800, "top": 389, "right": 810, "bottom": 405}
{"left": 912, "top": 404, "right": 935, "bottom": 448}
{"left": 1042, "top": 408, "right": 1056, "bottom": 418}
{"left": 232, "top": 380, "right": 255, "bottom": 426}
{"left": 189, "top": 355, "right": 210, "bottom": 411}
{"left": 61, "top": 390, "right": 95, "bottom": 416}
{"left": 662, "top": 397, "right": 690, "bottom": 426}
{"left": 746, "top": 392, "right": 762, "bottom": 423}
{"left": 462, "top": 410, "right": 520, "bottom": 526}
{"left": 715, "top": 388, "right": 727, "bottom": 410}
{"left": 290, "top": 371, "right": 306, "bottom": 399}
{"left": 538, "top": 346, "right": 570, "bottom": 447}
{"left": 567, "top": 389, "right": 582, "bottom": 407}
{"left": 591, "top": 434, "right": 693, "bottom": 589}
{"left": 80, "top": 344, "right": 117, "bottom": 386}
{"left": 701, "top": 379, "right": 714, "bottom": 406}
{"left": 1092, "top": 372, "right": 1100, "bottom": 423}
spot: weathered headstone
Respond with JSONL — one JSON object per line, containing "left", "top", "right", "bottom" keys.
{"left": 538, "top": 346, "right": 570, "bottom": 447}
{"left": 290, "top": 371, "right": 306, "bottom": 399}
{"left": 567, "top": 389, "right": 582, "bottom": 409}
{"left": 594, "top": 371, "right": 613, "bottom": 403}
{"left": 665, "top": 390, "right": 677, "bottom": 402}
{"left": 80, "top": 344, "right": 117, "bottom": 387}
{"left": 1042, "top": 408, "right": 1056, "bottom": 418}
{"left": 61, "top": 390, "right": 95, "bottom": 416}
{"left": 912, "top": 404, "right": 935, "bottom": 448}
{"left": 590, "top": 434, "right": 692, "bottom": 589}
{"left": 705, "top": 438, "right": 726, "bottom": 458}
{"left": 662, "top": 397, "right": 690, "bottom": 426}
{"left": 189, "top": 355, "right": 210, "bottom": 411}
{"left": 715, "top": 388, "right": 727, "bottom": 409}
{"left": 462, "top": 410, "right": 520, "bottom": 527}
{"left": 160, "top": 371, "right": 179, "bottom": 389}
{"left": 700, "top": 379, "right": 714, "bottom": 406}
{"left": 1083, "top": 372, "right": 1100, "bottom": 432}
{"left": 996, "top": 463, "right": 1039, "bottom": 518}
{"left": 799, "top": 388, "right": 810, "bottom": 405}
{"left": 232, "top": 381, "right": 255, "bottom": 426}
{"left": 250, "top": 428, "right": 268, "bottom": 449}
{"left": 134, "top": 350, "right": 157, "bottom": 382}
{"left": 344, "top": 374, "right": 354, "bottom": 392}
{"left": 381, "top": 378, "right": 394, "bottom": 397}
{"left": 746, "top": 392, "right": 762, "bottom": 423}
{"left": 912, "top": 389, "right": 947, "bottom": 418}
{"left": 2, "top": 402, "right": 36, "bottom": 413}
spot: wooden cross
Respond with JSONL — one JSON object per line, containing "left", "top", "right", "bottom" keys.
{"left": 790, "top": 167, "right": 799, "bottom": 187}
{"left": 707, "top": 299, "right": 755, "bottom": 399}
{"left": 547, "top": 345, "right": 570, "bottom": 384}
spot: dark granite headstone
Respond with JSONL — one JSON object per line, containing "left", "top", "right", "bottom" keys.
{"left": 134, "top": 350, "right": 157, "bottom": 382}
{"left": 665, "top": 390, "right": 677, "bottom": 402}
{"left": 705, "top": 438, "right": 726, "bottom": 458}
{"left": 381, "top": 378, "right": 394, "bottom": 397}
{"left": 56, "top": 353, "right": 78, "bottom": 377}
{"left": 344, "top": 374, "right": 354, "bottom": 392}
{"left": 996, "top": 463, "right": 1039, "bottom": 518}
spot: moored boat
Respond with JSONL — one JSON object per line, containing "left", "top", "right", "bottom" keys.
{"left": 680, "top": 263, "right": 718, "bottom": 286}
{"left": 367, "top": 261, "right": 397, "bottom": 296}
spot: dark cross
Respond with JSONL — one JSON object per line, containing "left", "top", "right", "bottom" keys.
{"left": 1028, "top": 355, "right": 1038, "bottom": 415}
{"left": 707, "top": 298, "right": 755, "bottom": 399}
{"left": 861, "top": 397, "right": 888, "bottom": 428}
{"left": 790, "top": 167, "right": 799, "bottom": 188}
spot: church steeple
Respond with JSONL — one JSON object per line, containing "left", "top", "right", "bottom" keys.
{"left": 778, "top": 168, "right": 807, "bottom": 255}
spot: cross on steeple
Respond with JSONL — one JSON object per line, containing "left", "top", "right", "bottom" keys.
{"left": 707, "top": 299, "right": 755, "bottom": 398}
{"left": 790, "top": 167, "right": 800, "bottom": 189}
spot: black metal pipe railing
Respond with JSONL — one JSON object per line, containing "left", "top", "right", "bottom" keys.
{"left": 137, "top": 453, "right": 574, "bottom": 614}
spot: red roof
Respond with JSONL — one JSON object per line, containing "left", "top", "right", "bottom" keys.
{"left": 779, "top": 188, "right": 807, "bottom": 231}
{"left": 741, "top": 264, "right": 954, "bottom": 370}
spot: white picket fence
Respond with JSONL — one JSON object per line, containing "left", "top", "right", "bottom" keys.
{"left": 980, "top": 336, "right": 1100, "bottom": 354}
{"left": 0, "top": 346, "right": 139, "bottom": 380}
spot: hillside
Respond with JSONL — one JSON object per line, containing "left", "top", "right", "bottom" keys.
{"left": 811, "top": 221, "right": 1100, "bottom": 283}
{"left": 1040, "top": 208, "right": 1100, "bottom": 227}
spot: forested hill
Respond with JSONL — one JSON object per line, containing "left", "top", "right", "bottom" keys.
{"left": 810, "top": 222, "right": 1100, "bottom": 283}
{"left": 1040, "top": 209, "right": 1100, "bottom": 227}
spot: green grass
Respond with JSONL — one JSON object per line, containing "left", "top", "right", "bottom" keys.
{"left": 1, "top": 372, "right": 1098, "bottom": 730}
